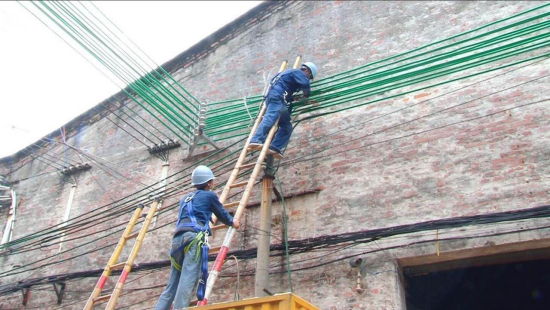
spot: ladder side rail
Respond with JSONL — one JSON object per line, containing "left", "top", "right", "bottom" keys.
{"left": 211, "top": 60, "right": 289, "bottom": 225}
{"left": 234, "top": 125, "right": 278, "bottom": 221}
{"left": 199, "top": 114, "right": 281, "bottom": 305}
{"left": 83, "top": 204, "right": 144, "bottom": 310}
{"left": 104, "top": 199, "right": 160, "bottom": 310}
{"left": 199, "top": 56, "right": 301, "bottom": 306}
{"left": 219, "top": 59, "right": 289, "bottom": 203}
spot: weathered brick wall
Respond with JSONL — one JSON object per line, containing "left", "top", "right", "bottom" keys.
{"left": 1, "top": 1, "right": 549, "bottom": 309}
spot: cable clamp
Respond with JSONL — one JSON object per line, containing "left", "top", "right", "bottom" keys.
{"left": 204, "top": 231, "right": 209, "bottom": 246}
{"left": 184, "top": 193, "right": 196, "bottom": 203}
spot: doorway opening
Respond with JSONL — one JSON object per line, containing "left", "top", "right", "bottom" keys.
{"left": 404, "top": 254, "right": 550, "bottom": 310}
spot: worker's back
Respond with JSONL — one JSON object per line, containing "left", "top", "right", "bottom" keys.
{"left": 269, "top": 68, "right": 311, "bottom": 102}
{"left": 175, "top": 190, "right": 233, "bottom": 236}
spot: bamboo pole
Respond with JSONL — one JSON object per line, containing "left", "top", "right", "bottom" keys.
{"left": 198, "top": 56, "right": 301, "bottom": 306}
{"left": 83, "top": 204, "right": 144, "bottom": 310}
{"left": 210, "top": 60, "right": 288, "bottom": 225}
{"left": 105, "top": 199, "right": 160, "bottom": 310}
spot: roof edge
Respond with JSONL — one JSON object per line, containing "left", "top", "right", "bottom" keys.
{"left": 0, "top": 1, "right": 285, "bottom": 165}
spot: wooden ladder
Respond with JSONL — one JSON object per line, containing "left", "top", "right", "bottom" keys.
{"left": 83, "top": 56, "right": 300, "bottom": 309}
{"left": 83, "top": 199, "right": 161, "bottom": 310}
{"left": 198, "top": 56, "right": 302, "bottom": 306}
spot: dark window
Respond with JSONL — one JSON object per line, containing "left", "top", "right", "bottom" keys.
{"left": 405, "top": 258, "right": 550, "bottom": 310}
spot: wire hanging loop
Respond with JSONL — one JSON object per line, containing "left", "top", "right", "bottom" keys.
{"left": 242, "top": 96, "right": 254, "bottom": 126}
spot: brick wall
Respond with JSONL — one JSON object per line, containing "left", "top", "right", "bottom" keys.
{"left": 1, "top": 1, "right": 549, "bottom": 309}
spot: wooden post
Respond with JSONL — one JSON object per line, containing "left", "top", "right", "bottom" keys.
{"left": 255, "top": 156, "right": 275, "bottom": 296}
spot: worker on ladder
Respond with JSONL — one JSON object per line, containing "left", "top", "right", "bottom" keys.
{"left": 155, "top": 165, "right": 240, "bottom": 310}
{"left": 249, "top": 62, "right": 318, "bottom": 158}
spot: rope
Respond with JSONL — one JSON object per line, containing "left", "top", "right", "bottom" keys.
{"left": 229, "top": 255, "right": 240, "bottom": 301}
{"left": 242, "top": 96, "right": 254, "bottom": 124}
{"left": 274, "top": 171, "right": 293, "bottom": 293}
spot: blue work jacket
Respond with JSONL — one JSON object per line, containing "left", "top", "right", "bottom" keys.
{"left": 174, "top": 190, "right": 234, "bottom": 236}
{"left": 269, "top": 69, "right": 311, "bottom": 103}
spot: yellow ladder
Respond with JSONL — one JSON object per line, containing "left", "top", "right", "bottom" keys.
{"left": 199, "top": 56, "right": 302, "bottom": 305}
{"left": 83, "top": 56, "right": 300, "bottom": 309}
{"left": 83, "top": 199, "right": 160, "bottom": 310}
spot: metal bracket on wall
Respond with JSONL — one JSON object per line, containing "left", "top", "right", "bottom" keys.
{"left": 53, "top": 282, "right": 66, "bottom": 305}
{"left": 148, "top": 140, "right": 181, "bottom": 155}
{"left": 60, "top": 163, "right": 92, "bottom": 176}
{"left": 186, "top": 102, "right": 220, "bottom": 159}
{"left": 21, "top": 288, "right": 30, "bottom": 306}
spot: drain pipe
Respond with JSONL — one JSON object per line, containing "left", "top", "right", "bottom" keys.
{"left": 153, "top": 162, "right": 170, "bottom": 227}
{"left": 1, "top": 190, "right": 17, "bottom": 245}
{"left": 58, "top": 184, "right": 77, "bottom": 252}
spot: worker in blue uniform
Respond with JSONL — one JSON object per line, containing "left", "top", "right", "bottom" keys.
{"left": 249, "top": 62, "right": 318, "bottom": 158}
{"left": 155, "top": 165, "right": 240, "bottom": 310}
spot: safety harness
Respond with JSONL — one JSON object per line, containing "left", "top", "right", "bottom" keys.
{"left": 169, "top": 191, "right": 210, "bottom": 301}
{"left": 268, "top": 70, "right": 301, "bottom": 106}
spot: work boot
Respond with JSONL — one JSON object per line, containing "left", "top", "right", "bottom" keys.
{"left": 267, "top": 148, "right": 284, "bottom": 159}
{"left": 248, "top": 142, "right": 263, "bottom": 151}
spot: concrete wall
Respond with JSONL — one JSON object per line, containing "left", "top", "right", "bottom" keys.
{"left": 1, "top": 1, "right": 549, "bottom": 309}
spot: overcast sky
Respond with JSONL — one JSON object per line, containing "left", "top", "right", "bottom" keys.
{"left": 0, "top": 1, "right": 262, "bottom": 158}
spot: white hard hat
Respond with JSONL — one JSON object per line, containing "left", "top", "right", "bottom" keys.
{"left": 191, "top": 165, "right": 215, "bottom": 185}
{"left": 301, "top": 62, "right": 318, "bottom": 80}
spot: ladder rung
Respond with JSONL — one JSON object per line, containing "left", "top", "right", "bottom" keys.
{"left": 211, "top": 224, "right": 228, "bottom": 231}
{"left": 110, "top": 262, "right": 126, "bottom": 270}
{"left": 230, "top": 181, "right": 249, "bottom": 189}
{"left": 240, "top": 162, "right": 258, "bottom": 170}
{"left": 247, "top": 144, "right": 263, "bottom": 152}
{"left": 223, "top": 201, "right": 240, "bottom": 209}
{"left": 125, "top": 232, "right": 139, "bottom": 240}
{"left": 209, "top": 246, "right": 221, "bottom": 254}
{"left": 93, "top": 294, "right": 112, "bottom": 303}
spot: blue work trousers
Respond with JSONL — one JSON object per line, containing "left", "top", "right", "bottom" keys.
{"left": 250, "top": 95, "right": 293, "bottom": 153}
{"left": 155, "top": 231, "right": 201, "bottom": 310}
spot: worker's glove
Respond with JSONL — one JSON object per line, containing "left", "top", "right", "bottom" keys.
{"left": 306, "top": 99, "right": 320, "bottom": 107}
{"left": 293, "top": 93, "right": 305, "bottom": 102}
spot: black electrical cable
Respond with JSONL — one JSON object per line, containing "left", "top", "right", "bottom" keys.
{"left": 25, "top": 143, "right": 80, "bottom": 166}
{"left": 97, "top": 102, "right": 159, "bottom": 146}
{"left": 5, "top": 56, "right": 550, "bottom": 296}
{"left": 109, "top": 96, "right": 174, "bottom": 142}
{"left": 0, "top": 140, "right": 251, "bottom": 274}
{"left": 286, "top": 98, "right": 548, "bottom": 166}
{"left": 284, "top": 72, "right": 550, "bottom": 166}
{"left": 19, "top": 149, "right": 64, "bottom": 171}
{"left": 105, "top": 100, "right": 165, "bottom": 144}
{"left": 4, "top": 91, "right": 544, "bottom": 276}
{"left": 90, "top": 106, "right": 151, "bottom": 148}
{"left": 2, "top": 205, "right": 549, "bottom": 298}
{"left": 5, "top": 92, "right": 544, "bottom": 278}
{"left": 6, "top": 147, "right": 248, "bottom": 257}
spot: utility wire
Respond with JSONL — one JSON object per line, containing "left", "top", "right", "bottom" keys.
{"left": 4, "top": 77, "right": 545, "bottom": 280}
{"left": 94, "top": 103, "right": 158, "bottom": 146}
{"left": 106, "top": 97, "right": 167, "bottom": 143}
{"left": 2, "top": 207, "right": 549, "bottom": 300}
{"left": 3, "top": 60, "right": 548, "bottom": 274}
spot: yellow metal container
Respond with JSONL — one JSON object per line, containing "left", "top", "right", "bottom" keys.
{"left": 196, "top": 293, "right": 320, "bottom": 310}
